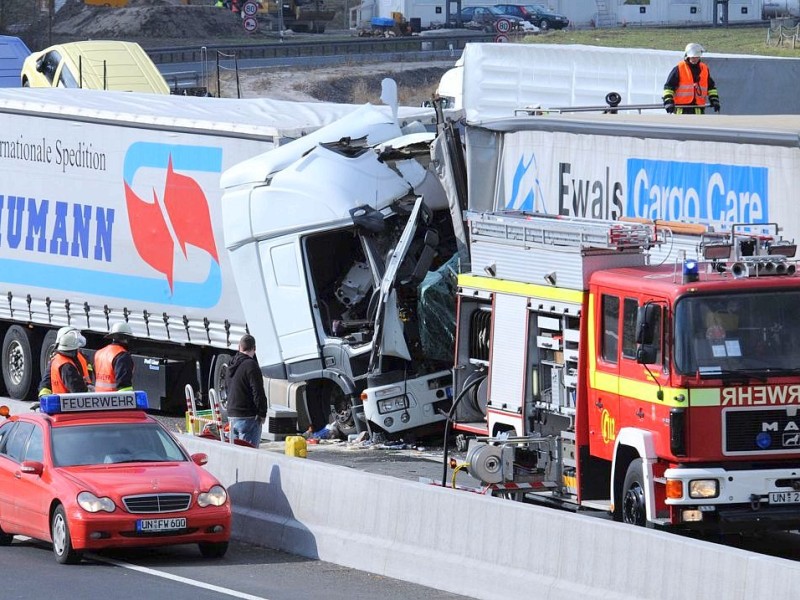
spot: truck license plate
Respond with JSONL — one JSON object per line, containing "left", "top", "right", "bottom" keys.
{"left": 768, "top": 491, "right": 800, "bottom": 504}
{"left": 136, "top": 517, "right": 187, "bottom": 532}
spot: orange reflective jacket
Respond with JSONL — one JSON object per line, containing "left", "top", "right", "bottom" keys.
{"left": 94, "top": 343, "right": 126, "bottom": 392}
{"left": 51, "top": 353, "right": 86, "bottom": 394}
{"left": 674, "top": 61, "right": 709, "bottom": 106}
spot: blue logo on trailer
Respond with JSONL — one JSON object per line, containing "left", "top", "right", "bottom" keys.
{"left": 625, "top": 159, "right": 769, "bottom": 226}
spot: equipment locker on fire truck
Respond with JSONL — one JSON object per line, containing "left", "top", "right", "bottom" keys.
{"left": 447, "top": 211, "right": 800, "bottom": 534}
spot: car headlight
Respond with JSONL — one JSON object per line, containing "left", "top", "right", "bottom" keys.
{"left": 77, "top": 491, "right": 116, "bottom": 513}
{"left": 198, "top": 485, "right": 227, "bottom": 507}
{"left": 689, "top": 479, "right": 719, "bottom": 499}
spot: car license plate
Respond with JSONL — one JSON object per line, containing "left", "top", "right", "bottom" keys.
{"left": 768, "top": 491, "right": 800, "bottom": 504}
{"left": 136, "top": 517, "right": 187, "bottom": 532}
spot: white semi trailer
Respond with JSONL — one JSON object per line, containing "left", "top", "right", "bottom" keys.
{"left": 0, "top": 87, "right": 438, "bottom": 418}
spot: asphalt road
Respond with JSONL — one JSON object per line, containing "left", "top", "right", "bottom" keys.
{"left": 2, "top": 536, "right": 469, "bottom": 600}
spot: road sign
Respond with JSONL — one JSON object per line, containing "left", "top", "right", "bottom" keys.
{"left": 243, "top": 16, "right": 258, "bottom": 32}
{"left": 495, "top": 18, "right": 511, "bottom": 34}
{"left": 494, "top": 34, "right": 509, "bottom": 43}
{"left": 242, "top": 1, "right": 259, "bottom": 17}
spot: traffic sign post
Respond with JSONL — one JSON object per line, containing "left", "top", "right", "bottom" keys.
{"left": 243, "top": 15, "right": 258, "bottom": 32}
{"left": 242, "top": 1, "right": 259, "bottom": 17}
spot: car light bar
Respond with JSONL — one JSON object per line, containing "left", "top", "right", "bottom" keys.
{"left": 39, "top": 391, "right": 149, "bottom": 415}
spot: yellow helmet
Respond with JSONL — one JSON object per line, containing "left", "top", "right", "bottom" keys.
{"left": 684, "top": 43, "right": 704, "bottom": 58}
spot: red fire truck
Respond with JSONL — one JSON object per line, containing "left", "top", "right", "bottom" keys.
{"left": 449, "top": 211, "right": 800, "bottom": 532}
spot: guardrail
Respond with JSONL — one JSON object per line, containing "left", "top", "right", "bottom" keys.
{"left": 146, "top": 31, "right": 491, "bottom": 64}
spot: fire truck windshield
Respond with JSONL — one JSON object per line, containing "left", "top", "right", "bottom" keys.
{"left": 674, "top": 291, "right": 800, "bottom": 377}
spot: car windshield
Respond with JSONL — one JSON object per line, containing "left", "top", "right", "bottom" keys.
{"left": 674, "top": 291, "right": 800, "bottom": 377}
{"left": 51, "top": 422, "right": 188, "bottom": 467}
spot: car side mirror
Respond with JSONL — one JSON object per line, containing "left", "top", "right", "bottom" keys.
{"left": 20, "top": 461, "right": 44, "bottom": 476}
{"left": 191, "top": 452, "right": 208, "bottom": 466}
{"left": 35, "top": 56, "right": 46, "bottom": 73}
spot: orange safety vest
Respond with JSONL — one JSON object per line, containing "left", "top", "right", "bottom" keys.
{"left": 94, "top": 343, "right": 126, "bottom": 392}
{"left": 51, "top": 353, "right": 87, "bottom": 394}
{"left": 674, "top": 61, "right": 709, "bottom": 106}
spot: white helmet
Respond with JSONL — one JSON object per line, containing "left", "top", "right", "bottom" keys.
{"left": 685, "top": 43, "right": 704, "bottom": 58}
{"left": 57, "top": 329, "right": 86, "bottom": 351}
{"left": 108, "top": 321, "right": 133, "bottom": 338}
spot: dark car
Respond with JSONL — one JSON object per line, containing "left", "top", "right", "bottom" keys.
{"left": 494, "top": 4, "right": 570, "bottom": 30}
{"left": 458, "top": 6, "right": 532, "bottom": 33}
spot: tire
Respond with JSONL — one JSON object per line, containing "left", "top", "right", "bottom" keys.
{"left": 621, "top": 458, "right": 648, "bottom": 526}
{"left": 40, "top": 329, "right": 58, "bottom": 378}
{"left": 51, "top": 505, "right": 81, "bottom": 564}
{"left": 539, "top": 19, "right": 550, "bottom": 30}
{"left": 199, "top": 541, "right": 229, "bottom": 559}
{"left": 212, "top": 353, "right": 232, "bottom": 411}
{"left": 2, "top": 325, "right": 42, "bottom": 401}
{"left": 0, "top": 520, "right": 13, "bottom": 546}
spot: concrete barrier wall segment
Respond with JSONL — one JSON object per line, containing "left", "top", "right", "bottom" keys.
{"left": 181, "top": 435, "right": 800, "bottom": 600}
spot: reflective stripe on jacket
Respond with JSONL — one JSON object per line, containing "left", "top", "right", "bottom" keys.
{"left": 94, "top": 343, "right": 126, "bottom": 392}
{"left": 674, "top": 61, "right": 709, "bottom": 106}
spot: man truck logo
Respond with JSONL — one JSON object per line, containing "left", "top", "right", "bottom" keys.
{"left": 123, "top": 142, "right": 223, "bottom": 305}
{"left": 601, "top": 409, "right": 616, "bottom": 444}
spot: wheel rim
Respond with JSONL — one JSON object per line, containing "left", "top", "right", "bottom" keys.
{"left": 52, "top": 513, "right": 67, "bottom": 556}
{"left": 8, "top": 340, "right": 25, "bottom": 386}
{"left": 623, "top": 482, "right": 646, "bottom": 525}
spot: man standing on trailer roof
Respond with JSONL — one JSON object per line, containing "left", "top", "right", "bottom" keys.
{"left": 94, "top": 321, "right": 135, "bottom": 392}
{"left": 663, "top": 43, "right": 721, "bottom": 115}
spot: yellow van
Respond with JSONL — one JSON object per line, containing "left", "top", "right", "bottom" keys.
{"left": 21, "top": 40, "right": 170, "bottom": 94}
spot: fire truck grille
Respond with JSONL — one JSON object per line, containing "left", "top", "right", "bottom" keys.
{"left": 725, "top": 408, "right": 800, "bottom": 453}
{"left": 123, "top": 493, "right": 192, "bottom": 514}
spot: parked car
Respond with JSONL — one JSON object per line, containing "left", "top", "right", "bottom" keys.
{"left": 0, "top": 35, "right": 30, "bottom": 88}
{"left": 458, "top": 6, "right": 536, "bottom": 33}
{"left": 0, "top": 392, "right": 231, "bottom": 564}
{"left": 494, "top": 4, "right": 570, "bottom": 30}
{"left": 21, "top": 40, "right": 170, "bottom": 94}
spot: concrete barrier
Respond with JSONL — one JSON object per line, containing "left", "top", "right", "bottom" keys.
{"left": 181, "top": 435, "right": 800, "bottom": 600}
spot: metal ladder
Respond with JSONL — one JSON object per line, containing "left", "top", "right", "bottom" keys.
{"left": 466, "top": 211, "right": 658, "bottom": 252}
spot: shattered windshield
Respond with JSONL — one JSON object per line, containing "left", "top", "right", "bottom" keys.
{"left": 674, "top": 292, "right": 800, "bottom": 376}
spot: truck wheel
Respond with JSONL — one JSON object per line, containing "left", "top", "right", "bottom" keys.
{"left": 212, "top": 353, "right": 232, "bottom": 411}
{"left": 40, "top": 329, "right": 58, "bottom": 377}
{"left": 2, "top": 325, "right": 41, "bottom": 401}
{"left": 621, "top": 458, "right": 647, "bottom": 526}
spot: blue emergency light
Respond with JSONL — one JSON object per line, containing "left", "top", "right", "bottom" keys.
{"left": 682, "top": 259, "right": 699, "bottom": 283}
{"left": 39, "top": 391, "right": 149, "bottom": 415}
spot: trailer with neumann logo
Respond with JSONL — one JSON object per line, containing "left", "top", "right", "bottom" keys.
{"left": 0, "top": 87, "right": 423, "bottom": 413}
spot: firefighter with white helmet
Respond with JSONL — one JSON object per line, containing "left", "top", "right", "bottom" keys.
{"left": 94, "top": 321, "right": 135, "bottom": 392}
{"left": 663, "top": 42, "right": 720, "bottom": 115}
{"left": 38, "top": 327, "right": 90, "bottom": 395}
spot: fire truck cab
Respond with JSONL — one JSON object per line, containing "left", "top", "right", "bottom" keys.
{"left": 451, "top": 211, "right": 800, "bottom": 533}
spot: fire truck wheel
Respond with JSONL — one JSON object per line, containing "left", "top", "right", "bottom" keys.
{"left": 621, "top": 458, "right": 648, "bottom": 527}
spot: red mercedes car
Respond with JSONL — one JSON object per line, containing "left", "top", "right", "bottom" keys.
{"left": 0, "top": 392, "right": 231, "bottom": 564}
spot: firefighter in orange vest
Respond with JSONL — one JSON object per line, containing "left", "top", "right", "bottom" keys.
{"left": 38, "top": 327, "right": 92, "bottom": 396}
{"left": 38, "top": 328, "right": 90, "bottom": 395}
{"left": 663, "top": 43, "right": 720, "bottom": 115}
{"left": 94, "top": 321, "right": 135, "bottom": 392}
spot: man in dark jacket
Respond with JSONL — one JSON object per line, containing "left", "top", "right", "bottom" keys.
{"left": 226, "top": 334, "right": 268, "bottom": 447}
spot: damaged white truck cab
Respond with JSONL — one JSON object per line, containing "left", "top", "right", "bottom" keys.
{"left": 221, "top": 103, "right": 457, "bottom": 437}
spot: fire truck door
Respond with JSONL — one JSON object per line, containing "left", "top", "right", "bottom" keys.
{"left": 589, "top": 292, "right": 621, "bottom": 460}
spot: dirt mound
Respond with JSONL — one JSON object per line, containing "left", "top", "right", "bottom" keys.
{"left": 52, "top": 4, "right": 246, "bottom": 41}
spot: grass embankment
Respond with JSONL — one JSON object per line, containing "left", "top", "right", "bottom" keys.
{"left": 521, "top": 25, "right": 800, "bottom": 57}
